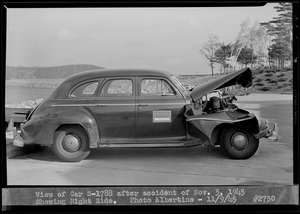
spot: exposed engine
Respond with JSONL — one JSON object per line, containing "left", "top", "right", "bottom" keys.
{"left": 202, "top": 95, "right": 236, "bottom": 114}
{"left": 185, "top": 91, "right": 238, "bottom": 117}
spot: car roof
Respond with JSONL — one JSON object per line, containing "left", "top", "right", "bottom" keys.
{"left": 66, "top": 68, "right": 174, "bottom": 82}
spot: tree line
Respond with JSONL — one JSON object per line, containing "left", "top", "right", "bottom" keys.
{"left": 200, "top": 3, "right": 292, "bottom": 75}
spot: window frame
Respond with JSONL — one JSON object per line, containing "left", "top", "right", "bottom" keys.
{"left": 138, "top": 77, "right": 182, "bottom": 99}
{"left": 98, "top": 78, "right": 135, "bottom": 98}
{"left": 68, "top": 80, "right": 101, "bottom": 99}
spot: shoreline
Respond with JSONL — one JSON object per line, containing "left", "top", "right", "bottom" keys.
{"left": 5, "top": 92, "right": 293, "bottom": 109}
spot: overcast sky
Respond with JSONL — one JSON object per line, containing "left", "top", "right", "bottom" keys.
{"left": 6, "top": 4, "right": 279, "bottom": 74}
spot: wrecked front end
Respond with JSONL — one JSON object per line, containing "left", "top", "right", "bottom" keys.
{"left": 183, "top": 68, "right": 273, "bottom": 158}
{"left": 184, "top": 102, "right": 269, "bottom": 146}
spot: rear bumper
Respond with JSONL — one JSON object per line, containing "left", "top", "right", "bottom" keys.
{"left": 13, "top": 123, "right": 34, "bottom": 147}
{"left": 13, "top": 134, "right": 24, "bottom": 147}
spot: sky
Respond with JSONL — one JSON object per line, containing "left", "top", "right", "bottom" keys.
{"left": 6, "top": 4, "right": 280, "bottom": 75}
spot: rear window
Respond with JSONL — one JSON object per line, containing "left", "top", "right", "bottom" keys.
{"left": 70, "top": 81, "right": 99, "bottom": 98}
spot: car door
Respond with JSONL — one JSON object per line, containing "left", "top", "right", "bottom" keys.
{"left": 136, "top": 76, "right": 187, "bottom": 144}
{"left": 93, "top": 77, "right": 136, "bottom": 144}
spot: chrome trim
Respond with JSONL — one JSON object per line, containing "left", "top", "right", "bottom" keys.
{"left": 186, "top": 116, "right": 255, "bottom": 123}
{"left": 142, "top": 103, "right": 185, "bottom": 106}
{"left": 51, "top": 104, "right": 135, "bottom": 107}
{"left": 51, "top": 103, "right": 185, "bottom": 107}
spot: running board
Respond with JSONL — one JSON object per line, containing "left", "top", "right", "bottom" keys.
{"left": 98, "top": 140, "right": 202, "bottom": 148}
{"left": 99, "top": 143, "right": 185, "bottom": 148}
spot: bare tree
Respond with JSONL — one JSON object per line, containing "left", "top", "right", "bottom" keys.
{"left": 231, "top": 18, "right": 251, "bottom": 70}
{"left": 232, "top": 18, "right": 269, "bottom": 70}
{"left": 200, "top": 35, "right": 220, "bottom": 76}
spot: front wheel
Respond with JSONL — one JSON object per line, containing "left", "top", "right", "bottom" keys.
{"left": 220, "top": 127, "right": 259, "bottom": 159}
{"left": 52, "top": 126, "right": 91, "bottom": 162}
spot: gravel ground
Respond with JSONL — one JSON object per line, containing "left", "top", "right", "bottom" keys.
{"left": 6, "top": 93, "right": 293, "bottom": 185}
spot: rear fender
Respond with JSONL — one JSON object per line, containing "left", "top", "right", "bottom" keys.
{"left": 22, "top": 109, "right": 100, "bottom": 148}
{"left": 53, "top": 110, "right": 100, "bottom": 148}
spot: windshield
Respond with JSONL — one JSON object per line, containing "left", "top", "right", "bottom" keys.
{"left": 171, "top": 75, "right": 186, "bottom": 91}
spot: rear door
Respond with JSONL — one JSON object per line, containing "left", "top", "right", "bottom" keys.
{"left": 136, "top": 77, "right": 186, "bottom": 144}
{"left": 93, "top": 77, "right": 136, "bottom": 144}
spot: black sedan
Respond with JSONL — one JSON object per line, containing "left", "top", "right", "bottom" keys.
{"left": 13, "top": 68, "right": 269, "bottom": 161}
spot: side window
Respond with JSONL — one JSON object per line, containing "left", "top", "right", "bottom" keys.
{"left": 141, "top": 79, "right": 176, "bottom": 96}
{"left": 70, "top": 81, "right": 99, "bottom": 98}
{"left": 100, "top": 79, "right": 133, "bottom": 96}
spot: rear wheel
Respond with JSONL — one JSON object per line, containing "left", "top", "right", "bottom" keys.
{"left": 52, "top": 126, "right": 91, "bottom": 162}
{"left": 220, "top": 127, "right": 259, "bottom": 159}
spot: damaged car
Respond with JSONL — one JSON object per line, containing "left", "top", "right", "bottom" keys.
{"left": 13, "top": 67, "right": 270, "bottom": 162}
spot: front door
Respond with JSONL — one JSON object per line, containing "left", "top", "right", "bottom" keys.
{"left": 136, "top": 77, "right": 186, "bottom": 144}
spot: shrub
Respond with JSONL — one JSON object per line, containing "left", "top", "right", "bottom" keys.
{"left": 269, "top": 79, "right": 278, "bottom": 84}
{"left": 265, "top": 68, "right": 276, "bottom": 73}
{"left": 277, "top": 85, "right": 283, "bottom": 89}
{"left": 277, "top": 73, "right": 285, "bottom": 77}
{"left": 254, "top": 82, "right": 264, "bottom": 87}
{"left": 278, "top": 77, "right": 287, "bottom": 82}
{"left": 252, "top": 69, "right": 260, "bottom": 75}
{"left": 289, "top": 78, "right": 293, "bottom": 82}
{"left": 265, "top": 78, "right": 271, "bottom": 82}
{"left": 265, "top": 73, "right": 274, "bottom": 77}
{"left": 258, "top": 86, "right": 272, "bottom": 91}
{"left": 255, "top": 78, "right": 263, "bottom": 82}
{"left": 283, "top": 67, "right": 292, "bottom": 72}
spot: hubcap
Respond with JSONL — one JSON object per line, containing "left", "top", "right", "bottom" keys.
{"left": 62, "top": 134, "right": 80, "bottom": 152}
{"left": 231, "top": 133, "right": 248, "bottom": 150}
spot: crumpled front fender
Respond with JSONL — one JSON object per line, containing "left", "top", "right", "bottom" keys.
{"left": 186, "top": 109, "right": 261, "bottom": 145}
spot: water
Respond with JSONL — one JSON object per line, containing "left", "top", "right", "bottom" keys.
{"left": 5, "top": 86, "right": 55, "bottom": 104}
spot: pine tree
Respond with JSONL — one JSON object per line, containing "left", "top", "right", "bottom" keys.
{"left": 260, "top": 2, "right": 292, "bottom": 68}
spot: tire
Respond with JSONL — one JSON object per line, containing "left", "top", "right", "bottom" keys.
{"left": 220, "top": 127, "right": 259, "bottom": 159}
{"left": 52, "top": 126, "right": 91, "bottom": 162}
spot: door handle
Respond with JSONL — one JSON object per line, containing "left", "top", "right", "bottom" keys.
{"left": 138, "top": 104, "right": 148, "bottom": 109}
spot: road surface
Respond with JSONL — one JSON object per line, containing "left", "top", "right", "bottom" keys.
{"left": 6, "top": 93, "right": 293, "bottom": 185}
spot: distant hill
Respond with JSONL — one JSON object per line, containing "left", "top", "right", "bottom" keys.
{"left": 6, "top": 64, "right": 105, "bottom": 79}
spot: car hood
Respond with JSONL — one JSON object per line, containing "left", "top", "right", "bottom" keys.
{"left": 190, "top": 67, "right": 252, "bottom": 102}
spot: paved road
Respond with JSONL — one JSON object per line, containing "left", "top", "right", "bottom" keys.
{"left": 6, "top": 94, "right": 293, "bottom": 185}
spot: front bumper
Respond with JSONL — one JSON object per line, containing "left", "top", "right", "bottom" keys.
{"left": 254, "top": 124, "right": 269, "bottom": 139}
{"left": 254, "top": 120, "right": 279, "bottom": 141}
